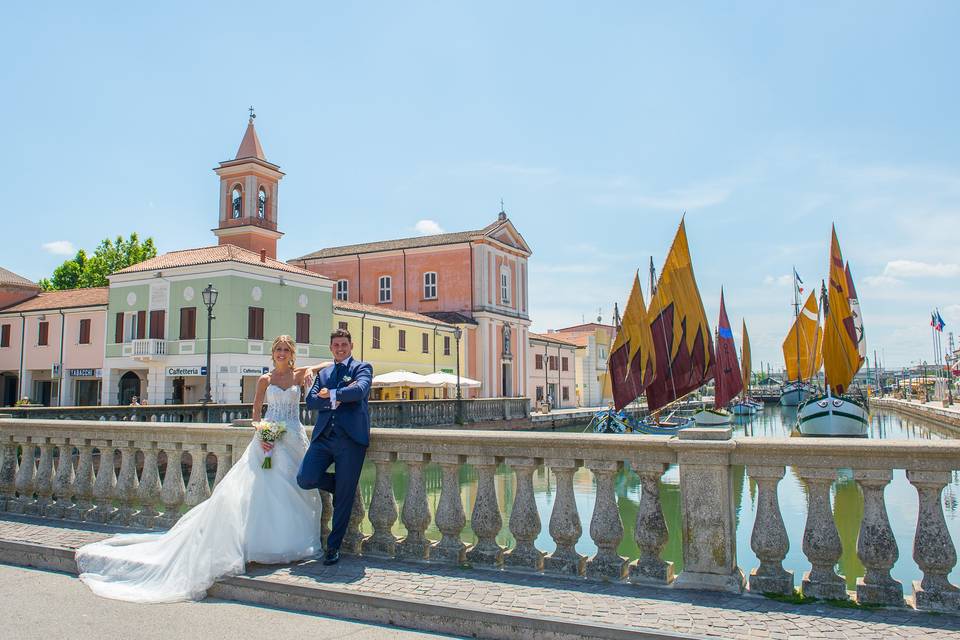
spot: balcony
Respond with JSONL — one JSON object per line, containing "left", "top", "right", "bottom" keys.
{"left": 128, "top": 339, "right": 167, "bottom": 361}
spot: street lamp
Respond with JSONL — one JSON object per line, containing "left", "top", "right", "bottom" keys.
{"left": 201, "top": 283, "right": 218, "bottom": 405}
{"left": 454, "top": 326, "right": 463, "bottom": 424}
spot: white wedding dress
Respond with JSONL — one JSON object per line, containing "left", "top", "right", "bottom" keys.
{"left": 76, "top": 384, "right": 321, "bottom": 603}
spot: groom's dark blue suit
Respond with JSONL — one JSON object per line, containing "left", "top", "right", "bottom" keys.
{"left": 296, "top": 356, "right": 372, "bottom": 553}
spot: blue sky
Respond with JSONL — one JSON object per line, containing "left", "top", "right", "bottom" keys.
{"left": 3, "top": 2, "right": 958, "bottom": 369}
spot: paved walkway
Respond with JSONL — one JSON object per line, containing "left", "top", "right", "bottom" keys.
{"left": 1, "top": 564, "right": 457, "bottom": 640}
{"left": 2, "top": 514, "right": 959, "bottom": 640}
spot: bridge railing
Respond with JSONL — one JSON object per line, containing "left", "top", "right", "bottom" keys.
{"left": 1, "top": 419, "right": 958, "bottom": 613}
{"left": 0, "top": 397, "right": 532, "bottom": 428}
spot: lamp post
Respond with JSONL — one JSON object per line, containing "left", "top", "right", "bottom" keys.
{"left": 201, "top": 283, "right": 218, "bottom": 405}
{"left": 454, "top": 327, "right": 463, "bottom": 424}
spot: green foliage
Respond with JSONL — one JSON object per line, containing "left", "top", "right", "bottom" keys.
{"left": 40, "top": 234, "right": 157, "bottom": 290}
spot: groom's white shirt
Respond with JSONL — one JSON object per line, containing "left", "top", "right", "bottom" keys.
{"left": 328, "top": 356, "right": 353, "bottom": 410}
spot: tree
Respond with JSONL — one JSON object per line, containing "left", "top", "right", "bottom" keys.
{"left": 40, "top": 233, "right": 158, "bottom": 290}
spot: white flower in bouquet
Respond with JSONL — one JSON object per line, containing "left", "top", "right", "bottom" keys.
{"left": 254, "top": 420, "right": 287, "bottom": 469}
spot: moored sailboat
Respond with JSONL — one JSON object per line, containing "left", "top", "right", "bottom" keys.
{"left": 694, "top": 290, "right": 740, "bottom": 426}
{"left": 780, "top": 280, "right": 822, "bottom": 406}
{"left": 731, "top": 321, "right": 758, "bottom": 415}
{"left": 797, "top": 226, "right": 869, "bottom": 437}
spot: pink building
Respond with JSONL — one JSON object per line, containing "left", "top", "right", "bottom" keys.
{"left": 528, "top": 332, "right": 578, "bottom": 409}
{"left": 291, "top": 212, "right": 532, "bottom": 398}
{"left": 0, "top": 288, "right": 108, "bottom": 406}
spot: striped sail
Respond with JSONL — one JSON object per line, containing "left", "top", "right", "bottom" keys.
{"left": 822, "top": 226, "right": 862, "bottom": 394}
{"left": 741, "top": 320, "right": 752, "bottom": 395}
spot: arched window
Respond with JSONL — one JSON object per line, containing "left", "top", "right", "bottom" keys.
{"left": 257, "top": 187, "right": 267, "bottom": 219}
{"left": 336, "top": 279, "right": 349, "bottom": 301}
{"left": 423, "top": 272, "right": 437, "bottom": 300}
{"left": 231, "top": 186, "right": 243, "bottom": 218}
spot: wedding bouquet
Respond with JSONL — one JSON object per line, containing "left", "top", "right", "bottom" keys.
{"left": 254, "top": 420, "right": 287, "bottom": 469}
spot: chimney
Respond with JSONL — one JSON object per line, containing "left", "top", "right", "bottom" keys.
{"left": 260, "top": 249, "right": 267, "bottom": 263}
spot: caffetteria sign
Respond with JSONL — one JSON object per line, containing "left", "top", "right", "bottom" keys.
{"left": 166, "top": 366, "right": 208, "bottom": 377}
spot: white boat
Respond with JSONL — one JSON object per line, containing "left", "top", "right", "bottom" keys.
{"left": 797, "top": 389, "right": 868, "bottom": 437}
{"left": 779, "top": 381, "right": 813, "bottom": 406}
{"left": 693, "top": 408, "right": 732, "bottom": 426}
{"left": 731, "top": 401, "right": 755, "bottom": 415}
{"left": 794, "top": 225, "right": 870, "bottom": 437}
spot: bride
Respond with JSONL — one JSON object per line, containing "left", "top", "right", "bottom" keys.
{"left": 76, "top": 335, "right": 331, "bottom": 603}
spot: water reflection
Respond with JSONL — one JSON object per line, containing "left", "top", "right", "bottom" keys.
{"left": 358, "top": 408, "right": 959, "bottom": 588}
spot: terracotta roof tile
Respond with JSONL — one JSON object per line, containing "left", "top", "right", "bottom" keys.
{"left": 529, "top": 332, "right": 579, "bottom": 347}
{"left": 235, "top": 119, "right": 266, "bottom": 160}
{"left": 292, "top": 219, "right": 507, "bottom": 261}
{"left": 334, "top": 300, "right": 454, "bottom": 327}
{"left": 0, "top": 267, "right": 39, "bottom": 289}
{"left": 113, "top": 245, "right": 326, "bottom": 279}
{"left": 1, "top": 287, "right": 108, "bottom": 313}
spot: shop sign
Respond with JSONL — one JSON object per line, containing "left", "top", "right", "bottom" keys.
{"left": 240, "top": 366, "right": 270, "bottom": 376}
{"left": 67, "top": 368, "right": 101, "bottom": 377}
{"left": 166, "top": 366, "right": 207, "bottom": 377}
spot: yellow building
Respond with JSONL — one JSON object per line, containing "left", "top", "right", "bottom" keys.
{"left": 331, "top": 301, "right": 468, "bottom": 400}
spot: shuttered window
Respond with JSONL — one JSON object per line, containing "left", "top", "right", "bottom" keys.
{"left": 149, "top": 310, "right": 165, "bottom": 340}
{"left": 398, "top": 329, "right": 406, "bottom": 351}
{"left": 535, "top": 354, "right": 543, "bottom": 370}
{"left": 179, "top": 307, "right": 196, "bottom": 340}
{"left": 296, "top": 313, "right": 310, "bottom": 344}
{"left": 0, "top": 324, "right": 10, "bottom": 348}
{"left": 78, "top": 319, "right": 91, "bottom": 345}
{"left": 136, "top": 310, "right": 146, "bottom": 340}
{"left": 561, "top": 356, "right": 569, "bottom": 372}
{"left": 421, "top": 332, "right": 429, "bottom": 354}
{"left": 115, "top": 313, "right": 124, "bottom": 343}
{"left": 248, "top": 307, "right": 264, "bottom": 340}
{"left": 443, "top": 336, "right": 451, "bottom": 356}
{"left": 38, "top": 321, "right": 49, "bottom": 346}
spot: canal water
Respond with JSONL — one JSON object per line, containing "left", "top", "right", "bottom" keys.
{"left": 356, "top": 407, "right": 960, "bottom": 589}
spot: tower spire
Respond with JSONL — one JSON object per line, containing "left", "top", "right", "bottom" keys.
{"left": 236, "top": 109, "right": 266, "bottom": 161}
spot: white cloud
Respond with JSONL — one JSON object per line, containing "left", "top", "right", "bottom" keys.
{"left": 763, "top": 274, "right": 793, "bottom": 286}
{"left": 413, "top": 219, "right": 445, "bottom": 235}
{"left": 863, "top": 275, "right": 902, "bottom": 288}
{"left": 42, "top": 240, "right": 75, "bottom": 256}
{"left": 881, "top": 260, "right": 960, "bottom": 279}
{"left": 592, "top": 180, "right": 734, "bottom": 211}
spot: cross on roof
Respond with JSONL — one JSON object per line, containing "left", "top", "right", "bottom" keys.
{"left": 248, "top": 105, "right": 256, "bottom": 121}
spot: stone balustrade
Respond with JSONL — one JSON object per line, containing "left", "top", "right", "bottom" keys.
{"left": 1, "top": 419, "right": 958, "bottom": 613}
{"left": 0, "top": 397, "right": 531, "bottom": 428}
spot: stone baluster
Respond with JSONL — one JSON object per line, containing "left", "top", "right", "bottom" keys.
{"left": 211, "top": 444, "right": 232, "bottom": 488}
{"left": 0, "top": 436, "right": 19, "bottom": 512}
{"left": 629, "top": 462, "right": 674, "bottom": 585}
{"left": 503, "top": 457, "right": 544, "bottom": 570}
{"left": 113, "top": 441, "right": 141, "bottom": 525}
{"left": 159, "top": 443, "right": 186, "bottom": 528}
{"left": 397, "top": 452, "right": 431, "bottom": 561}
{"left": 89, "top": 440, "right": 117, "bottom": 523}
{"left": 544, "top": 459, "right": 584, "bottom": 575}
{"left": 319, "top": 490, "right": 333, "bottom": 549}
{"left": 184, "top": 445, "right": 211, "bottom": 508}
{"left": 135, "top": 441, "right": 162, "bottom": 528}
{"left": 907, "top": 469, "right": 960, "bottom": 612}
{"left": 12, "top": 437, "right": 36, "bottom": 514}
{"left": 854, "top": 469, "right": 903, "bottom": 605}
{"left": 585, "top": 460, "right": 627, "bottom": 580}
{"left": 341, "top": 487, "right": 367, "bottom": 555}
{"left": 798, "top": 467, "right": 847, "bottom": 600}
{"left": 432, "top": 454, "right": 467, "bottom": 564}
{"left": 31, "top": 440, "right": 56, "bottom": 515}
{"left": 49, "top": 438, "right": 76, "bottom": 519}
{"left": 465, "top": 456, "right": 503, "bottom": 568}
{"left": 68, "top": 442, "right": 95, "bottom": 521}
{"left": 362, "top": 451, "right": 398, "bottom": 558}
{"left": 746, "top": 465, "right": 792, "bottom": 595}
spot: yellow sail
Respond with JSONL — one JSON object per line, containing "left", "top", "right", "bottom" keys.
{"left": 781, "top": 291, "right": 820, "bottom": 381}
{"left": 608, "top": 273, "right": 656, "bottom": 409}
{"left": 741, "top": 321, "right": 752, "bottom": 393}
{"left": 822, "top": 226, "right": 862, "bottom": 394}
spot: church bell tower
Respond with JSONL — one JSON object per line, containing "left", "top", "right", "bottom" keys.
{"left": 212, "top": 109, "right": 284, "bottom": 259}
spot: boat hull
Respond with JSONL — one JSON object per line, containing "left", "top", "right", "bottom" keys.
{"left": 731, "top": 402, "right": 756, "bottom": 415}
{"left": 693, "top": 409, "right": 732, "bottom": 426}
{"left": 796, "top": 394, "right": 869, "bottom": 437}
{"left": 780, "top": 383, "right": 813, "bottom": 406}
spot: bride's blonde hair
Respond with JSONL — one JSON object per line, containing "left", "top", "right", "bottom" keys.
{"left": 271, "top": 335, "right": 297, "bottom": 368}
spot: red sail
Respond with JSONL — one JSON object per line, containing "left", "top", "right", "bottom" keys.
{"left": 713, "top": 290, "right": 743, "bottom": 408}
{"left": 609, "top": 273, "right": 655, "bottom": 410}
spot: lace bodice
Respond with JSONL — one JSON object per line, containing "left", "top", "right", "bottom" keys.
{"left": 263, "top": 384, "right": 305, "bottom": 435}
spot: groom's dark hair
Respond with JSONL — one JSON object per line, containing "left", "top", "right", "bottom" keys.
{"left": 330, "top": 328, "right": 352, "bottom": 343}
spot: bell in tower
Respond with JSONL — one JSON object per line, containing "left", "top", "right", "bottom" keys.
{"left": 212, "top": 108, "right": 285, "bottom": 259}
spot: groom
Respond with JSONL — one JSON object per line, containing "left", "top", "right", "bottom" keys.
{"left": 297, "top": 328, "right": 373, "bottom": 565}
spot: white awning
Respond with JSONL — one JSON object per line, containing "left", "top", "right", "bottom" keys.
{"left": 422, "top": 371, "right": 482, "bottom": 388}
{"left": 371, "top": 370, "right": 431, "bottom": 387}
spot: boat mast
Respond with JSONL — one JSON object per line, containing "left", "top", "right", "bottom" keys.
{"left": 793, "top": 266, "right": 801, "bottom": 384}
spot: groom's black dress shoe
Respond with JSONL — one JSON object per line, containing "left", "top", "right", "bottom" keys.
{"left": 322, "top": 549, "right": 340, "bottom": 566}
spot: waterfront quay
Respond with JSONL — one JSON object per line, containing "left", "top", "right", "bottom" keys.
{"left": 3, "top": 408, "right": 960, "bottom": 639}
